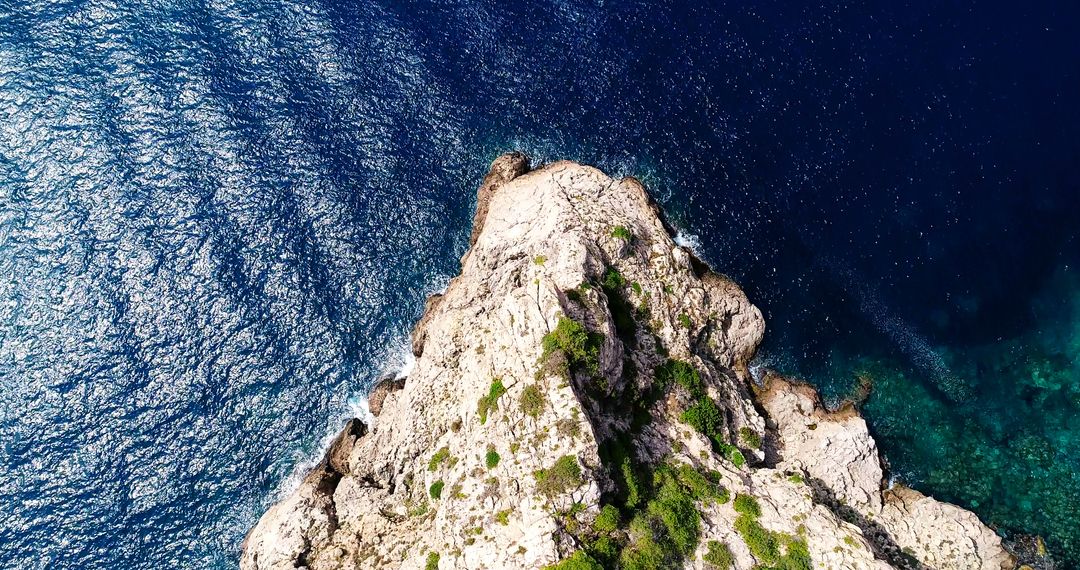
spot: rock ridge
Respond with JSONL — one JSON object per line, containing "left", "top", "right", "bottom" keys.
{"left": 241, "top": 154, "right": 1015, "bottom": 570}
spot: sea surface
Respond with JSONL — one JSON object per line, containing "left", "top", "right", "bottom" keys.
{"left": 2, "top": 1, "right": 1079, "bottom": 567}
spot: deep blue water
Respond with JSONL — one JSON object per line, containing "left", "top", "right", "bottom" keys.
{"left": 2, "top": 1, "right": 1079, "bottom": 567}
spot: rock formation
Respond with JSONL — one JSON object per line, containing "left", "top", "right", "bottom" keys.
{"left": 240, "top": 154, "right": 1015, "bottom": 570}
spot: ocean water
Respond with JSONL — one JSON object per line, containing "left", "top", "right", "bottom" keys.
{"left": 1, "top": 1, "right": 1078, "bottom": 567}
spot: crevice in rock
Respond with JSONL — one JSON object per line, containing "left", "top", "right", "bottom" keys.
{"left": 807, "top": 476, "right": 925, "bottom": 570}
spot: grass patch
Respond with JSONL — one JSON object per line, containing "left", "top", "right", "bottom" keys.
{"left": 519, "top": 383, "right": 545, "bottom": 418}
{"left": 678, "top": 313, "right": 692, "bottom": 329}
{"left": 485, "top": 446, "right": 501, "bottom": 469}
{"left": 584, "top": 457, "right": 732, "bottom": 570}
{"left": 655, "top": 360, "right": 749, "bottom": 468}
{"left": 611, "top": 225, "right": 633, "bottom": 241}
{"left": 739, "top": 427, "right": 762, "bottom": 449}
{"left": 495, "top": 509, "right": 512, "bottom": 525}
{"left": 703, "top": 540, "right": 734, "bottom": 568}
{"left": 732, "top": 495, "right": 813, "bottom": 570}
{"left": 672, "top": 463, "right": 728, "bottom": 503}
{"left": 735, "top": 513, "right": 778, "bottom": 561}
{"left": 599, "top": 436, "right": 644, "bottom": 509}
{"left": 681, "top": 398, "right": 723, "bottom": 442}
{"left": 594, "top": 504, "right": 621, "bottom": 533}
{"left": 534, "top": 255, "right": 547, "bottom": 265}
{"left": 617, "top": 466, "right": 702, "bottom": 570}
{"left": 720, "top": 444, "right": 746, "bottom": 468}
{"left": 428, "top": 447, "right": 450, "bottom": 472}
{"left": 602, "top": 267, "right": 626, "bottom": 289}
{"left": 535, "top": 455, "right": 584, "bottom": 499}
{"left": 655, "top": 359, "right": 704, "bottom": 397}
{"left": 557, "top": 417, "right": 583, "bottom": 439}
{"left": 733, "top": 494, "right": 761, "bottom": 517}
{"left": 429, "top": 480, "right": 444, "bottom": 500}
{"left": 545, "top": 550, "right": 604, "bottom": 570}
{"left": 542, "top": 316, "right": 603, "bottom": 377}
{"left": 477, "top": 378, "right": 507, "bottom": 424}
{"left": 425, "top": 551, "right": 440, "bottom": 570}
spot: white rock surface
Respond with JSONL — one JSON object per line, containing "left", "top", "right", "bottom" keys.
{"left": 240, "top": 155, "right": 1015, "bottom": 570}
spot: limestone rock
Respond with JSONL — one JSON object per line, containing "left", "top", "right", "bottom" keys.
{"left": 758, "top": 373, "right": 1015, "bottom": 570}
{"left": 241, "top": 155, "right": 1015, "bottom": 570}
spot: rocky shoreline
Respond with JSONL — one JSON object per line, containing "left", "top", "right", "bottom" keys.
{"left": 240, "top": 154, "right": 1016, "bottom": 570}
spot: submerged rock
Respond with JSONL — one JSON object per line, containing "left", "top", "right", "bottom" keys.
{"left": 240, "top": 155, "right": 1015, "bottom": 570}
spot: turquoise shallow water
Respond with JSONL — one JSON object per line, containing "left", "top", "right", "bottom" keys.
{"left": 809, "top": 268, "right": 1080, "bottom": 560}
{"left": 1, "top": 0, "right": 1078, "bottom": 567}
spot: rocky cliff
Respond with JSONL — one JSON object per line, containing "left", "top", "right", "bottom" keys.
{"left": 240, "top": 155, "right": 1015, "bottom": 570}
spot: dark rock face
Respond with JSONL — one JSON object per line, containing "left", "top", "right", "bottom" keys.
{"left": 368, "top": 376, "right": 406, "bottom": 416}
{"left": 326, "top": 418, "right": 367, "bottom": 475}
{"left": 410, "top": 293, "right": 443, "bottom": 358}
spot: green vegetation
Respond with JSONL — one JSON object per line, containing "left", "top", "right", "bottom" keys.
{"left": 495, "top": 509, "right": 512, "bottom": 525}
{"left": 788, "top": 473, "right": 804, "bottom": 484}
{"left": 655, "top": 359, "right": 750, "bottom": 468}
{"left": 703, "top": 540, "right": 734, "bottom": 568}
{"left": 485, "top": 446, "right": 501, "bottom": 469}
{"left": 425, "top": 551, "right": 440, "bottom": 570}
{"left": 557, "top": 417, "right": 583, "bottom": 439}
{"left": 720, "top": 444, "right": 746, "bottom": 468}
{"left": 429, "top": 480, "right": 444, "bottom": 500}
{"left": 428, "top": 447, "right": 450, "bottom": 471}
{"left": 594, "top": 504, "right": 621, "bottom": 533}
{"left": 569, "top": 453, "right": 735, "bottom": 570}
{"left": 535, "top": 455, "right": 584, "bottom": 499}
{"left": 739, "top": 427, "right": 762, "bottom": 449}
{"left": 534, "top": 255, "right": 547, "bottom": 265}
{"left": 611, "top": 225, "right": 633, "bottom": 241}
{"left": 733, "top": 494, "right": 761, "bottom": 517}
{"left": 631, "top": 282, "right": 643, "bottom": 296}
{"left": 656, "top": 360, "right": 743, "bottom": 464}
{"left": 545, "top": 550, "right": 604, "bottom": 570}
{"left": 779, "top": 537, "right": 813, "bottom": 570}
{"left": 732, "top": 494, "right": 812, "bottom": 570}
{"left": 541, "top": 316, "right": 604, "bottom": 377}
{"left": 672, "top": 463, "right": 728, "bottom": 504}
{"left": 602, "top": 267, "right": 626, "bottom": 290}
{"left": 655, "top": 359, "right": 703, "bottom": 395}
{"left": 735, "top": 513, "right": 778, "bottom": 561}
{"left": 617, "top": 465, "right": 703, "bottom": 569}
{"left": 681, "top": 398, "right": 723, "bottom": 442}
{"left": 678, "top": 313, "right": 692, "bottom": 329}
{"left": 519, "top": 383, "right": 545, "bottom": 418}
{"left": 477, "top": 378, "right": 507, "bottom": 424}
{"left": 408, "top": 501, "right": 430, "bottom": 518}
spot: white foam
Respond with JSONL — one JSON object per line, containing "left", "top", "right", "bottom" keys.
{"left": 347, "top": 394, "right": 376, "bottom": 429}
{"left": 275, "top": 425, "right": 341, "bottom": 499}
{"left": 674, "top": 229, "right": 704, "bottom": 253}
{"left": 275, "top": 329, "right": 416, "bottom": 499}
{"left": 748, "top": 358, "right": 769, "bottom": 387}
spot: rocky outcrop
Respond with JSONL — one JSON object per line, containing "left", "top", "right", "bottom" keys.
{"left": 241, "top": 155, "right": 1015, "bottom": 570}
{"left": 757, "top": 373, "right": 1014, "bottom": 570}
